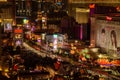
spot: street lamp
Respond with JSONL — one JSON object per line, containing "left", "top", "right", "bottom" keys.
{"left": 0, "top": 10, "right": 2, "bottom": 71}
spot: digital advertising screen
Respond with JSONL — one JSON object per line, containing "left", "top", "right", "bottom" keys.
{"left": 4, "top": 23, "right": 12, "bottom": 32}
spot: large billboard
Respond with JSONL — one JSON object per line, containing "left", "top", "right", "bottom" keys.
{"left": 96, "top": 20, "right": 120, "bottom": 54}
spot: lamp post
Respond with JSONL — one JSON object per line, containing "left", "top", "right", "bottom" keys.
{"left": 0, "top": 14, "right": 2, "bottom": 71}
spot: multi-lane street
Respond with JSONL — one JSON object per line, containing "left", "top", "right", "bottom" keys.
{"left": 22, "top": 41, "right": 120, "bottom": 80}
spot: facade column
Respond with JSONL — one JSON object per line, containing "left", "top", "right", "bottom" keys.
{"left": 90, "top": 17, "right": 96, "bottom": 47}
{"left": 0, "top": 14, "right": 3, "bottom": 71}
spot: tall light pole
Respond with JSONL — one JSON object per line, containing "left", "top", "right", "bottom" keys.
{"left": 0, "top": 10, "right": 3, "bottom": 71}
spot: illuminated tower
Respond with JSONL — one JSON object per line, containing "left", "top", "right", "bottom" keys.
{"left": 0, "top": 0, "right": 13, "bottom": 72}
{"left": 36, "top": 0, "right": 42, "bottom": 30}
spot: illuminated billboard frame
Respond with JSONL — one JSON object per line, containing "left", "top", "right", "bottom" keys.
{"left": 96, "top": 19, "right": 120, "bottom": 54}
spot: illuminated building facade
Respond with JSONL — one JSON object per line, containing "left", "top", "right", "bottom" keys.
{"left": 15, "top": 0, "right": 31, "bottom": 25}
{"left": 0, "top": 0, "right": 14, "bottom": 72}
{"left": 66, "top": 0, "right": 120, "bottom": 43}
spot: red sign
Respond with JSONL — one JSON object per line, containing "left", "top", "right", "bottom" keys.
{"left": 106, "top": 16, "right": 112, "bottom": 21}
{"left": 14, "top": 29, "right": 23, "bottom": 33}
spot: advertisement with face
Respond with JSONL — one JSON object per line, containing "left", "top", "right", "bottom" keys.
{"left": 4, "top": 23, "right": 12, "bottom": 32}
{"left": 96, "top": 23, "right": 107, "bottom": 49}
{"left": 96, "top": 20, "right": 120, "bottom": 54}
